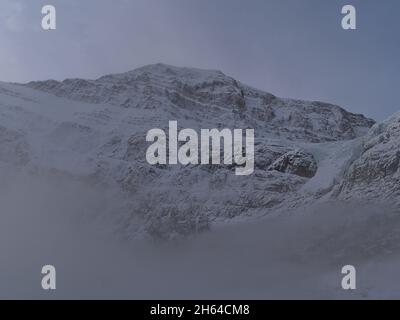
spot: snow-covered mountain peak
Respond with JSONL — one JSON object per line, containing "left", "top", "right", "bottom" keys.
{"left": 25, "top": 64, "right": 375, "bottom": 143}
{"left": 115, "top": 63, "right": 227, "bottom": 82}
{"left": 0, "top": 64, "right": 387, "bottom": 240}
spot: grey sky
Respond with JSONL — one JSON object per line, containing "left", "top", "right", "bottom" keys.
{"left": 0, "top": 0, "right": 399, "bottom": 121}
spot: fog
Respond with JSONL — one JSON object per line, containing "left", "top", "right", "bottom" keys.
{"left": 1, "top": 167, "right": 400, "bottom": 299}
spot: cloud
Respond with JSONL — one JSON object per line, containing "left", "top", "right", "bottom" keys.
{"left": 0, "top": 0, "right": 25, "bottom": 32}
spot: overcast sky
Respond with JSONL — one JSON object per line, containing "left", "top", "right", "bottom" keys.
{"left": 0, "top": 0, "right": 399, "bottom": 121}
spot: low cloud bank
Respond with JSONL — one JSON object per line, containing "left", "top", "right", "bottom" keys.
{"left": 0, "top": 168, "right": 399, "bottom": 299}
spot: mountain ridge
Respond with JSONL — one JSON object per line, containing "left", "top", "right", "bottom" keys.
{"left": 24, "top": 63, "right": 375, "bottom": 144}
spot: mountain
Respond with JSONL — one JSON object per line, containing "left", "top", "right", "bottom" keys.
{"left": 0, "top": 63, "right": 381, "bottom": 240}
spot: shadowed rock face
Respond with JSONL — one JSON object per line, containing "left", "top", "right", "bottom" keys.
{"left": 268, "top": 150, "right": 318, "bottom": 178}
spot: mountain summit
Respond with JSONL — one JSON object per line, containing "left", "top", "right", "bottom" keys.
{"left": 26, "top": 63, "right": 374, "bottom": 142}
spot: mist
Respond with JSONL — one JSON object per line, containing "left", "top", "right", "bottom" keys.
{"left": 0, "top": 164, "right": 399, "bottom": 300}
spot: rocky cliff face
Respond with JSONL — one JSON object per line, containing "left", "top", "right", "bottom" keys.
{"left": 0, "top": 64, "right": 382, "bottom": 240}
{"left": 338, "top": 112, "right": 400, "bottom": 206}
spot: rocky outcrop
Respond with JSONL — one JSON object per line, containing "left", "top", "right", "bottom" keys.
{"left": 268, "top": 149, "right": 318, "bottom": 178}
{"left": 339, "top": 113, "right": 400, "bottom": 204}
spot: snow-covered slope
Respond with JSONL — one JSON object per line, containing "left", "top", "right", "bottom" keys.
{"left": 0, "top": 63, "right": 379, "bottom": 239}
